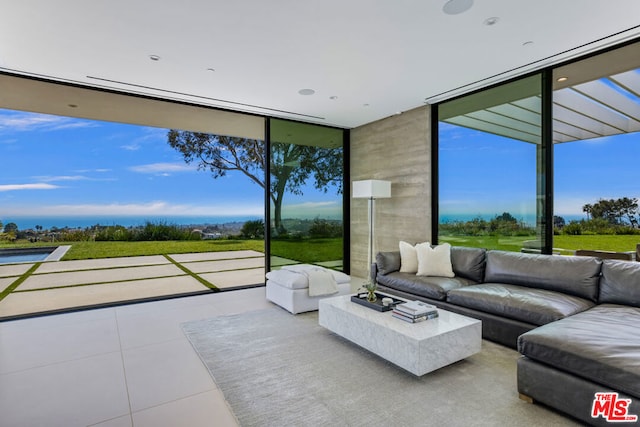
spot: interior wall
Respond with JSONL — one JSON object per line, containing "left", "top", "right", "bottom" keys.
{"left": 349, "top": 105, "right": 432, "bottom": 278}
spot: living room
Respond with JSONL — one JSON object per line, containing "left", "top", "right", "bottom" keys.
{"left": 2, "top": 2, "right": 640, "bottom": 426}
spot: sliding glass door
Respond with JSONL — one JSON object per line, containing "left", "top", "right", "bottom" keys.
{"left": 437, "top": 75, "right": 549, "bottom": 252}
{"left": 267, "top": 119, "right": 347, "bottom": 271}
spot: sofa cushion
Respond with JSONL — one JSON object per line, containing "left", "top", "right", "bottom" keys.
{"left": 600, "top": 259, "right": 640, "bottom": 307}
{"left": 450, "top": 246, "right": 486, "bottom": 282}
{"left": 376, "top": 246, "right": 487, "bottom": 282}
{"left": 447, "top": 284, "right": 595, "bottom": 325}
{"left": 484, "top": 251, "right": 602, "bottom": 301}
{"left": 266, "top": 266, "right": 350, "bottom": 289}
{"left": 399, "top": 241, "right": 420, "bottom": 273}
{"left": 376, "top": 271, "right": 474, "bottom": 301}
{"left": 376, "top": 251, "right": 401, "bottom": 276}
{"left": 416, "top": 243, "right": 454, "bottom": 277}
{"left": 518, "top": 304, "right": 640, "bottom": 398}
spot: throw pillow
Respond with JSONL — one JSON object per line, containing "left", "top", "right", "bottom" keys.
{"left": 399, "top": 241, "right": 419, "bottom": 273}
{"left": 416, "top": 242, "right": 455, "bottom": 277}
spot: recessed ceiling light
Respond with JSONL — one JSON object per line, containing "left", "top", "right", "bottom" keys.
{"left": 329, "top": 96, "right": 338, "bottom": 100}
{"left": 298, "top": 88, "right": 315, "bottom": 96}
{"left": 363, "top": 103, "right": 370, "bottom": 107}
{"left": 149, "top": 54, "right": 161, "bottom": 61}
{"left": 443, "top": 0, "right": 474, "bottom": 15}
{"left": 557, "top": 77, "right": 568, "bottom": 82}
{"left": 483, "top": 17, "right": 499, "bottom": 26}
{"left": 206, "top": 68, "right": 215, "bottom": 72}
{"left": 522, "top": 41, "right": 534, "bottom": 47}
{"left": 68, "top": 104, "right": 78, "bottom": 108}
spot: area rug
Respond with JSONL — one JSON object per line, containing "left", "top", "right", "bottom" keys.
{"left": 182, "top": 308, "right": 579, "bottom": 427}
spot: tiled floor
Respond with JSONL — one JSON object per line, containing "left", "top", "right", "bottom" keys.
{"left": 0, "top": 287, "right": 272, "bottom": 427}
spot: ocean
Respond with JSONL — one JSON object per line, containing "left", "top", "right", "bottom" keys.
{"left": 439, "top": 213, "right": 586, "bottom": 227}
{"left": 1, "top": 215, "right": 263, "bottom": 230}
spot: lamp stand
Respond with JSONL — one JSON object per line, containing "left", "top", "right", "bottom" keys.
{"left": 367, "top": 196, "right": 375, "bottom": 282}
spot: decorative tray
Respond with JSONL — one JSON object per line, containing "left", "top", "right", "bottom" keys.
{"left": 350, "top": 292, "right": 405, "bottom": 312}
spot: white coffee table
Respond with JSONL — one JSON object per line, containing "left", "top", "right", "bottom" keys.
{"left": 318, "top": 294, "right": 482, "bottom": 376}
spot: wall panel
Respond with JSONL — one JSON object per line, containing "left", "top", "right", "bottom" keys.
{"left": 349, "top": 106, "right": 431, "bottom": 278}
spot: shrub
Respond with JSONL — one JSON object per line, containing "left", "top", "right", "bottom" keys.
{"left": 563, "top": 221, "right": 582, "bottom": 235}
{"left": 308, "top": 218, "right": 343, "bottom": 238}
{"left": 240, "top": 220, "right": 265, "bottom": 239}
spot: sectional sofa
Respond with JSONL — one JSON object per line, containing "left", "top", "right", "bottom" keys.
{"left": 373, "top": 246, "right": 640, "bottom": 426}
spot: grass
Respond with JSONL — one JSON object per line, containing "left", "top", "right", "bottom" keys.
{"left": 60, "top": 240, "right": 265, "bottom": 260}
{"left": 552, "top": 235, "right": 639, "bottom": 253}
{"left": 270, "top": 238, "right": 343, "bottom": 263}
{"left": 439, "top": 235, "right": 536, "bottom": 252}
{"left": 0, "top": 237, "right": 344, "bottom": 263}
{"left": 440, "top": 234, "right": 640, "bottom": 254}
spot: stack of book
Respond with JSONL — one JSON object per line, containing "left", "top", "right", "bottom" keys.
{"left": 392, "top": 300, "right": 439, "bottom": 323}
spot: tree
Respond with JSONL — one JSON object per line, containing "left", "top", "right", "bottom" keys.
{"left": 3, "top": 222, "right": 18, "bottom": 233}
{"left": 553, "top": 215, "right": 566, "bottom": 229}
{"left": 240, "top": 219, "right": 265, "bottom": 239}
{"left": 167, "top": 131, "right": 343, "bottom": 234}
{"left": 582, "top": 197, "right": 639, "bottom": 227}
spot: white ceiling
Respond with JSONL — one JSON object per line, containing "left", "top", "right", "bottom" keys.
{"left": 1, "top": 1, "right": 640, "bottom": 129}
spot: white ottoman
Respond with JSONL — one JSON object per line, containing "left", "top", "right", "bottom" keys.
{"left": 266, "top": 265, "right": 352, "bottom": 314}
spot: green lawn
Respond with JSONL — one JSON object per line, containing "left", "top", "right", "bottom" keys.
{"left": 440, "top": 234, "right": 640, "bottom": 254}
{"left": 553, "top": 235, "right": 639, "bottom": 253}
{"left": 0, "top": 237, "right": 344, "bottom": 263}
{"left": 270, "top": 238, "right": 343, "bottom": 263}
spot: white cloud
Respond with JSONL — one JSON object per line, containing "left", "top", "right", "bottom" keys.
{"left": 30, "top": 174, "right": 116, "bottom": 183}
{"left": 121, "top": 143, "right": 141, "bottom": 151}
{"left": 32, "top": 175, "right": 88, "bottom": 182}
{"left": 0, "top": 183, "right": 60, "bottom": 192}
{"left": 1, "top": 201, "right": 263, "bottom": 217}
{"left": 129, "top": 162, "right": 196, "bottom": 174}
{"left": 0, "top": 112, "right": 96, "bottom": 133}
{"left": 74, "top": 168, "right": 112, "bottom": 173}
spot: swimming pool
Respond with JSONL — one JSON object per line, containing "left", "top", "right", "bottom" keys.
{"left": 0, "top": 247, "right": 62, "bottom": 264}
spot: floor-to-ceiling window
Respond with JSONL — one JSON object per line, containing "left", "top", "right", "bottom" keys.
{"left": 267, "top": 119, "right": 346, "bottom": 271}
{"left": 436, "top": 40, "right": 640, "bottom": 256}
{"left": 436, "top": 75, "right": 549, "bottom": 252}
{"left": 552, "top": 42, "right": 640, "bottom": 256}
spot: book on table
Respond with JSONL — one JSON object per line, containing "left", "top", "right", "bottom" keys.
{"left": 395, "top": 300, "right": 437, "bottom": 317}
{"left": 392, "top": 310, "right": 439, "bottom": 323}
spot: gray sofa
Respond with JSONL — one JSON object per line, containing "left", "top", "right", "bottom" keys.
{"left": 374, "top": 247, "right": 640, "bottom": 426}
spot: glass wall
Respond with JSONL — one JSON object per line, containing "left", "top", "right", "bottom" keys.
{"left": 268, "top": 119, "right": 346, "bottom": 270}
{"left": 552, "top": 42, "right": 640, "bottom": 256}
{"left": 437, "top": 75, "right": 549, "bottom": 252}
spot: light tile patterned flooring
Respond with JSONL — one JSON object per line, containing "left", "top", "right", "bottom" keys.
{"left": 0, "top": 251, "right": 266, "bottom": 318}
{"left": 0, "top": 287, "right": 272, "bottom": 427}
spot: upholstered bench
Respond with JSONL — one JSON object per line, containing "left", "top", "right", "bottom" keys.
{"left": 266, "top": 265, "right": 352, "bottom": 314}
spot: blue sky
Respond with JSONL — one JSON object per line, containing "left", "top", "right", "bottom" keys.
{"left": 439, "top": 122, "right": 640, "bottom": 220}
{"left": 0, "top": 109, "right": 341, "bottom": 227}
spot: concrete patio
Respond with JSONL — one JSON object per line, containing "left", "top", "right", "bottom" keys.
{"left": 0, "top": 250, "right": 266, "bottom": 319}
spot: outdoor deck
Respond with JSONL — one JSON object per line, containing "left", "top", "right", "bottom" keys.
{"left": 0, "top": 250, "right": 266, "bottom": 319}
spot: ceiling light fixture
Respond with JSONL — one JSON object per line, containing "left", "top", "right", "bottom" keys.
{"left": 298, "top": 88, "right": 315, "bottom": 96}
{"left": 557, "top": 76, "right": 568, "bottom": 82}
{"left": 149, "top": 54, "right": 161, "bottom": 61}
{"left": 68, "top": 104, "right": 78, "bottom": 108}
{"left": 206, "top": 68, "right": 215, "bottom": 72}
{"left": 522, "top": 41, "right": 534, "bottom": 47}
{"left": 483, "top": 17, "right": 499, "bottom": 26}
{"left": 442, "top": 0, "right": 473, "bottom": 15}
{"left": 329, "top": 96, "right": 338, "bottom": 100}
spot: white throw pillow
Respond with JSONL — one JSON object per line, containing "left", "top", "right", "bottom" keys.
{"left": 416, "top": 243, "right": 455, "bottom": 277}
{"left": 399, "top": 241, "right": 419, "bottom": 273}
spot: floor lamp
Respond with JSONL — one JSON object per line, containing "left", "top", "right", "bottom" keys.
{"left": 353, "top": 179, "right": 391, "bottom": 280}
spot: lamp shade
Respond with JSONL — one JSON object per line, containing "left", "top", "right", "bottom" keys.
{"left": 352, "top": 180, "right": 391, "bottom": 199}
